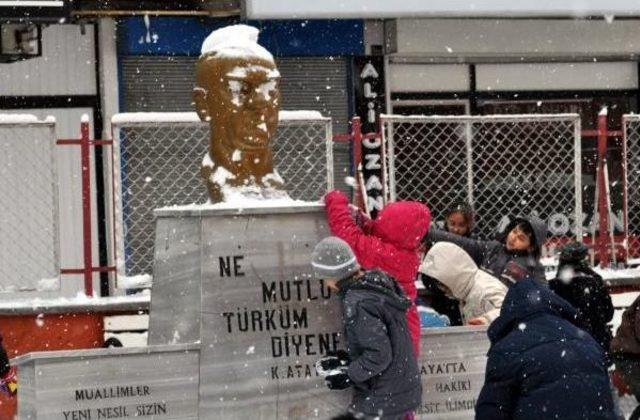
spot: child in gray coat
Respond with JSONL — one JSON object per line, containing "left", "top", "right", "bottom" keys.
{"left": 312, "top": 236, "right": 421, "bottom": 420}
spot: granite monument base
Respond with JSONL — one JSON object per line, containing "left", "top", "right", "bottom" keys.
{"left": 13, "top": 344, "right": 199, "bottom": 419}
{"left": 148, "top": 203, "right": 350, "bottom": 419}
{"left": 418, "top": 326, "right": 490, "bottom": 419}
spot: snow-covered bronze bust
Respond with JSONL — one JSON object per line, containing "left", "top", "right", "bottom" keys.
{"left": 193, "top": 25, "right": 285, "bottom": 203}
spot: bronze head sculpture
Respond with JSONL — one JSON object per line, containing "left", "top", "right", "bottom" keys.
{"left": 194, "top": 25, "right": 286, "bottom": 203}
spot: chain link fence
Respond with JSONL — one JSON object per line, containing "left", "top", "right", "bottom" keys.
{"left": 623, "top": 115, "right": 640, "bottom": 259}
{"left": 112, "top": 113, "right": 333, "bottom": 279}
{"left": 382, "top": 114, "right": 582, "bottom": 241}
{"left": 0, "top": 118, "right": 60, "bottom": 290}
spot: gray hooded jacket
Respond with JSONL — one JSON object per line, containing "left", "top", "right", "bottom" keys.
{"left": 337, "top": 270, "right": 422, "bottom": 417}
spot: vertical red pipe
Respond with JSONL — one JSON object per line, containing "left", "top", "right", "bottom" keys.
{"left": 110, "top": 124, "right": 118, "bottom": 286}
{"left": 597, "top": 112, "right": 610, "bottom": 268}
{"left": 81, "top": 121, "right": 94, "bottom": 296}
{"left": 352, "top": 117, "right": 364, "bottom": 210}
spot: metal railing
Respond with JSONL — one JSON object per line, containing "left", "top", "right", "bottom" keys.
{"left": 0, "top": 118, "right": 60, "bottom": 290}
{"left": 382, "top": 114, "right": 582, "bottom": 241}
{"left": 623, "top": 115, "right": 640, "bottom": 260}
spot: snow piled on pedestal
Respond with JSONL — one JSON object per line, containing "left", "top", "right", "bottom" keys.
{"left": 161, "top": 186, "right": 318, "bottom": 212}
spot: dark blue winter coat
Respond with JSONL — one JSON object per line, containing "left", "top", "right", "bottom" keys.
{"left": 475, "top": 277, "right": 615, "bottom": 420}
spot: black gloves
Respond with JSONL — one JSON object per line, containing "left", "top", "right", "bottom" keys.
{"left": 315, "top": 350, "right": 352, "bottom": 390}
{"left": 324, "top": 367, "right": 351, "bottom": 390}
{"left": 315, "top": 349, "right": 350, "bottom": 374}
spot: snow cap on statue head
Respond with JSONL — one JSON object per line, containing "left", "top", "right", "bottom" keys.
{"left": 200, "top": 24, "right": 275, "bottom": 64}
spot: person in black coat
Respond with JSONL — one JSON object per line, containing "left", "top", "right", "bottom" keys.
{"left": 475, "top": 276, "right": 616, "bottom": 420}
{"left": 312, "top": 236, "right": 421, "bottom": 420}
{"left": 549, "top": 241, "right": 614, "bottom": 361}
{"left": 426, "top": 215, "right": 547, "bottom": 287}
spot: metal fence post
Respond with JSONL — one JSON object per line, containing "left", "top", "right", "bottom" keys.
{"left": 574, "top": 119, "right": 583, "bottom": 243}
{"left": 465, "top": 120, "right": 474, "bottom": 209}
{"left": 622, "top": 117, "right": 630, "bottom": 263}
{"left": 597, "top": 112, "right": 610, "bottom": 268}
{"left": 80, "top": 119, "right": 94, "bottom": 296}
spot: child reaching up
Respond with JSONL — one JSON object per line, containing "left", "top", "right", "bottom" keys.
{"left": 324, "top": 190, "right": 430, "bottom": 355}
{"left": 420, "top": 242, "right": 507, "bottom": 325}
{"left": 426, "top": 215, "right": 547, "bottom": 286}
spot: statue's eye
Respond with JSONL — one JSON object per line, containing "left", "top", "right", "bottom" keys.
{"left": 228, "top": 80, "right": 248, "bottom": 95}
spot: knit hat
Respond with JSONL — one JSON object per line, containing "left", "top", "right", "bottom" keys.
{"left": 311, "top": 237, "right": 360, "bottom": 280}
{"left": 559, "top": 241, "right": 589, "bottom": 264}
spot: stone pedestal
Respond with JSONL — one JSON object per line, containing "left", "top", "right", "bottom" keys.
{"left": 13, "top": 344, "right": 199, "bottom": 419}
{"left": 148, "top": 203, "right": 350, "bottom": 419}
{"left": 417, "top": 326, "right": 489, "bottom": 418}
{"left": 13, "top": 203, "right": 492, "bottom": 420}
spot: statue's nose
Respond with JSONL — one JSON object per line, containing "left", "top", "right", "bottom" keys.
{"left": 247, "top": 87, "right": 269, "bottom": 108}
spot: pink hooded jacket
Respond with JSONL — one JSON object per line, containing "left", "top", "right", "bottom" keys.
{"left": 324, "top": 190, "right": 431, "bottom": 355}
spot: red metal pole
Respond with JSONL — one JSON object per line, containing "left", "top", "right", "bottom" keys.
{"left": 597, "top": 112, "right": 610, "bottom": 268}
{"left": 110, "top": 123, "right": 119, "bottom": 287}
{"left": 81, "top": 120, "right": 94, "bottom": 296}
{"left": 352, "top": 117, "right": 364, "bottom": 210}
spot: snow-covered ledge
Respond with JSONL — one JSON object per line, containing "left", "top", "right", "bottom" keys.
{"left": 0, "top": 293, "right": 150, "bottom": 315}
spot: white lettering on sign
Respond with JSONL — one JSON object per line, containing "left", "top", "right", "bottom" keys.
{"left": 365, "top": 175, "right": 383, "bottom": 191}
{"left": 368, "top": 195, "right": 384, "bottom": 211}
{"left": 362, "top": 136, "right": 381, "bottom": 149}
{"left": 364, "top": 154, "right": 381, "bottom": 170}
{"left": 367, "top": 102, "right": 376, "bottom": 123}
{"left": 363, "top": 82, "right": 377, "bottom": 98}
{"left": 360, "top": 63, "right": 379, "bottom": 79}
{"left": 359, "top": 60, "right": 384, "bottom": 214}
